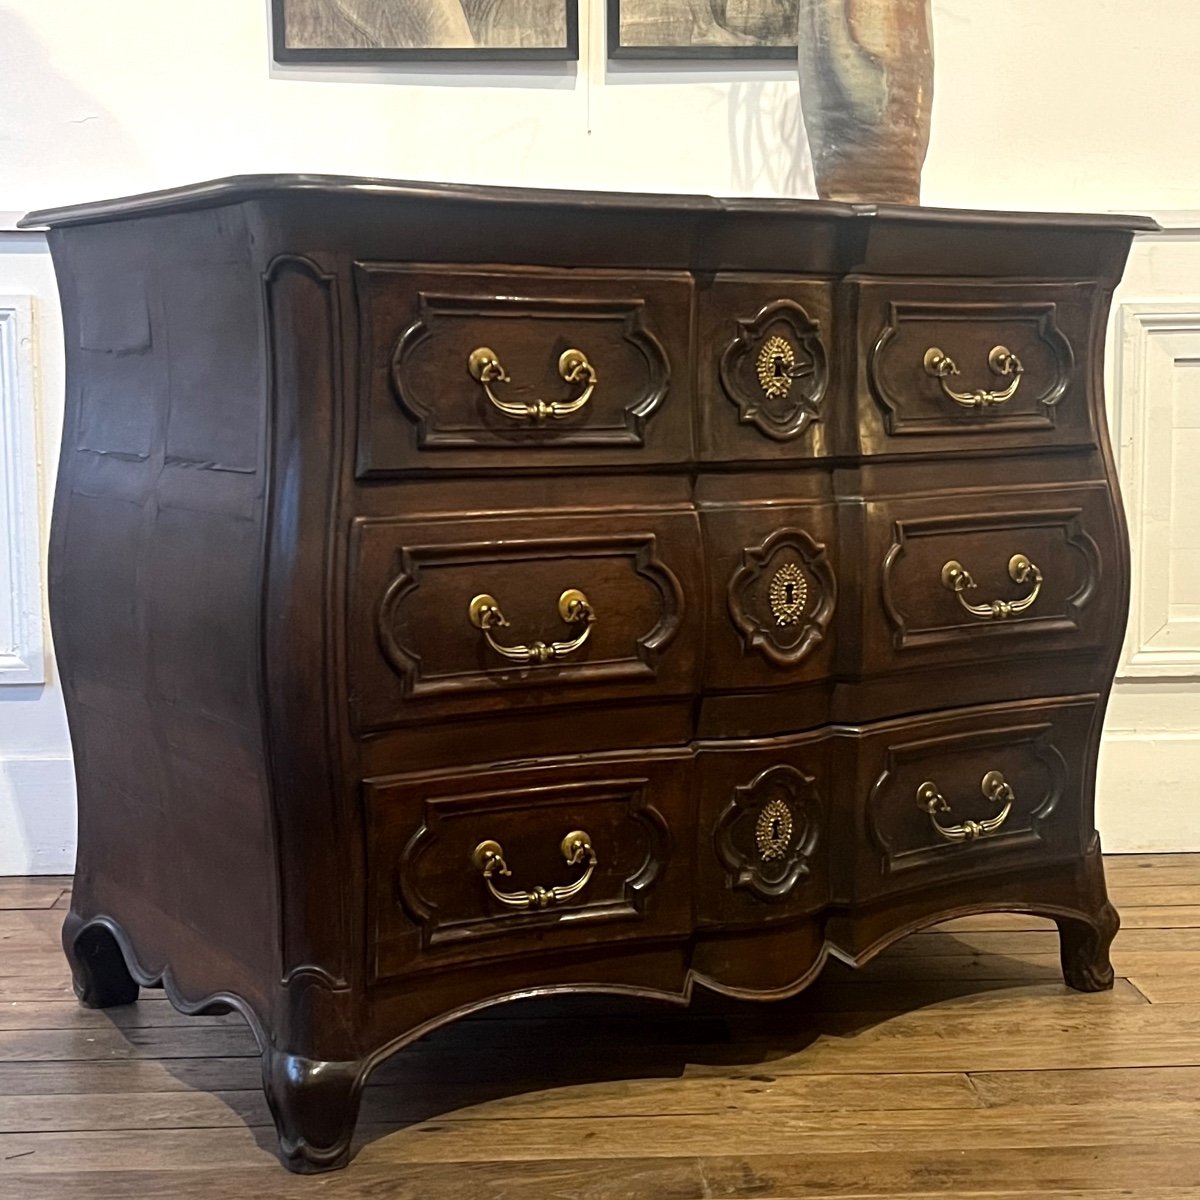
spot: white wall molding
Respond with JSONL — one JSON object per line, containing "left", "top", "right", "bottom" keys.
{"left": 0, "top": 756, "right": 76, "bottom": 874}
{"left": 0, "top": 296, "right": 45, "bottom": 685}
{"left": 1113, "top": 300, "right": 1200, "bottom": 678}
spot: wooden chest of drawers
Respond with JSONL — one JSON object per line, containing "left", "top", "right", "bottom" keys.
{"left": 22, "top": 177, "right": 1154, "bottom": 1172}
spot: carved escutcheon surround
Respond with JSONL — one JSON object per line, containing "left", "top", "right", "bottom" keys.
{"left": 719, "top": 300, "right": 827, "bottom": 441}
{"left": 728, "top": 528, "right": 837, "bottom": 667}
{"left": 714, "top": 764, "right": 822, "bottom": 902}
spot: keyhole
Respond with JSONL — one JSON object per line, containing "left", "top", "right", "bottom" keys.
{"left": 772, "top": 355, "right": 788, "bottom": 380}
{"left": 769, "top": 816, "right": 782, "bottom": 841}
{"left": 783, "top": 581, "right": 796, "bottom": 606}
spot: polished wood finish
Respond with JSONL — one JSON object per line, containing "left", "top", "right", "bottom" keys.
{"left": 21, "top": 176, "right": 1151, "bottom": 1173}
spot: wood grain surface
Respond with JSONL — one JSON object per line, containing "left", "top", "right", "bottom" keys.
{"left": 3, "top": 860, "right": 1200, "bottom": 1197}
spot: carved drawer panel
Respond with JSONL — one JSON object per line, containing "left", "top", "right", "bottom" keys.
{"left": 858, "top": 281, "right": 1099, "bottom": 454}
{"left": 695, "top": 734, "right": 832, "bottom": 928}
{"left": 365, "top": 751, "right": 693, "bottom": 979}
{"left": 848, "top": 483, "right": 1117, "bottom": 677}
{"left": 697, "top": 276, "right": 834, "bottom": 461}
{"left": 700, "top": 501, "right": 838, "bottom": 692}
{"left": 349, "top": 508, "right": 703, "bottom": 731}
{"left": 356, "top": 264, "right": 693, "bottom": 475}
{"left": 839, "top": 698, "right": 1097, "bottom": 901}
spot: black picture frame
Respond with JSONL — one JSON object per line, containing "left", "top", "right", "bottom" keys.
{"left": 271, "top": 0, "right": 580, "bottom": 64}
{"left": 607, "top": 0, "right": 797, "bottom": 60}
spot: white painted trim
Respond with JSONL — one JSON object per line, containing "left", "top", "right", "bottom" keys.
{"left": 0, "top": 756, "right": 76, "bottom": 874}
{"left": 0, "top": 297, "right": 45, "bottom": 684}
{"left": 1113, "top": 301, "right": 1200, "bottom": 678}
{"left": 1098, "top": 730, "right": 1200, "bottom": 852}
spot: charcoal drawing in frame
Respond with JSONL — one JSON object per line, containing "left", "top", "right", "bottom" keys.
{"left": 272, "top": 0, "right": 579, "bottom": 63}
{"left": 608, "top": 0, "right": 797, "bottom": 59}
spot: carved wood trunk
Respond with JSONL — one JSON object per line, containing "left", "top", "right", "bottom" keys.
{"left": 21, "top": 178, "right": 1151, "bottom": 1172}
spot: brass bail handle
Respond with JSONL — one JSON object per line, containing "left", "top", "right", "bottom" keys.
{"left": 923, "top": 344, "right": 1024, "bottom": 409}
{"left": 940, "top": 552, "right": 1043, "bottom": 620}
{"left": 468, "top": 588, "right": 595, "bottom": 664}
{"left": 468, "top": 346, "right": 597, "bottom": 421}
{"left": 472, "top": 830, "right": 598, "bottom": 910}
{"left": 916, "top": 770, "right": 1015, "bottom": 843}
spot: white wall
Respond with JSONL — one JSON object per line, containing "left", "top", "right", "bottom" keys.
{"left": 2, "top": 0, "right": 1199, "bottom": 870}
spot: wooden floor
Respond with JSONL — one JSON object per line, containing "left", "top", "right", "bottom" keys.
{"left": 2, "top": 859, "right": 1200, "bottom": 1198}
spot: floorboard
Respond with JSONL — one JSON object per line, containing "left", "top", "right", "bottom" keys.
{"left": 2, "top": 858, "right": 1199, "bottom": 1198}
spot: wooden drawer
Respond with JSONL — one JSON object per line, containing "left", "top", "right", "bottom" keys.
{"left": 366, "top": 752, "right": 694, "bottom": 979}
{"left": 700, "top": 499, "right": 838, "bottom": 693}
{"left": 857, "top": 280, "right": 1099, "bottom": 455}
{"left": 348, "top": 507, "right": 704, "bottom": 731}
{"left": 696, "top": 275, "right": 834, "bottom": 461}
{"left": 355, "top": 264, "right": 693, "bottom": 474}
{"left": 838, "top": 698, "right": 1098, "bottom": 901}
{"left": 848, "top": 482, "right": 1118, "bottom": 677}
{"left": 695, "top": 734, "right": 832, "bottom": 928}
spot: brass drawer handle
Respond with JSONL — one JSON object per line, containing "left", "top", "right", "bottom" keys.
{"left": 916, "top": 770, "right": 1014, "bottom": 843}
{"left": 472, "top": 830, "right": 598, "bottom": 910}
{"left": 941, "top": 553, "right": 1043, "bottom": 620}
{"left": 468, "top": 588, "right": 595, "bottom": 664}
{"left": 467, "top": 346, "right": 597, "bottom": 421}
{"left": 923, "top": 344, "right": 1024, "bottom": 408}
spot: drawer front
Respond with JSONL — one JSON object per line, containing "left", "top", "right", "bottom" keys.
{"left": 841, "top": 698, "right": 1097, "bottom": 900}
{"left": 349, "top": 508, "right": 704, "bottom": 731}
{"left": 695, "top": 735, "right": 832, "bottom": 928}
{"left": 859, "top": 281, "right": 1099, "bottom": 454}
{"left": 697, "top": 276, "right": 834, "bottom": 461}
{"left": 853, "top": 483, "right": 1118, "bottom": 677}
{"left": 366, "top": 753, "right": 693, "bottom": 979}
{"left": 356, "top": 264, "right": 693, "bottom": 474}
{"left": 701, "top": 501, "right": 838, "bottom": 692}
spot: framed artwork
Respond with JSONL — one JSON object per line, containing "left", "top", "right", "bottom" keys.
{"left": 608, "top": 0, "right": 797, "bottom": 59}
{"left": 272, "top": 0, "right": 579, "bottom": 63}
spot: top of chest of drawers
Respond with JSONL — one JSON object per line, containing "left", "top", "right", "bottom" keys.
{"left": 27, "top": 176, "right": 1155, "bottom": 474}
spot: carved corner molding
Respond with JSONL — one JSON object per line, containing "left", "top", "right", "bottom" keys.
{"left": 728, "top": 527, "right": 836, "bottom": 668}
{"left": 389, "top": 290, "right": 670, "bottom": 448}
{"left": 869, "top": 301, "right": 1075, "bottom": 435}
{"left": 868, "top": 722, "right": 1066, "bottom": 877}
{"left": 376, "top": 532, "right": 684, "bottom": 698}
{"left": 880, "top": 509, "right": 1099, "bottom": 652}
{"left": 0, "top": 297, "right": 44, "bottom": 684}
{"left": 1114, "top": 302, "right": 1200, "bottom": 677}
{"left": 719, "top": 299, "right": 827, "bottom": 441}
{"left": 395, "top": 777, "right": 668, "bottom": 949}
{"left": 714, "top": 764, "right": 822, "bottom": 902}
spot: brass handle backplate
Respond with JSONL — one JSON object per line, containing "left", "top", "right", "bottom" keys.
{"left": 468, "top": 588, "right": 595, "bottom": 664}
{"left": 916, "top": 770, "right": 1015, "bottom": 843}
{"left": 472, "top": 830, "right": 598, "bottom": 910}
{"left": 923, "top": 344, "right": 1024, "bottom": 409}
{"left": 941, "top": 553, "right": 1043, "bottom": 620}
{"left": 467, "top": 346, "right": 597, "bottom": 421}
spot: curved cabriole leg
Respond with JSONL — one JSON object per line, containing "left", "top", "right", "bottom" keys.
{"left": 62, "top": 913, "right": 139, "bottom": 1008}
{"left": 262, "top": 1048, "right": 364, "bottom": 1174}
{"left": 1057, "top": 899, "right": 1120, "bottom": 992}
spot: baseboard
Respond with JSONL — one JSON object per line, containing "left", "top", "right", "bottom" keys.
{"left": 0, "top": 756, "right": 76, "bottom": 874}
{"left": 1098, "top": 732, "right": 1200, "bottom": 852}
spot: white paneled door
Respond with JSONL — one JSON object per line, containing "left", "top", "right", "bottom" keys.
{"left": 0, "top": 295, "right": 44, "bottom": 684}
{"left": 1100, "top": 221, "right": 1200, "bottom": 851}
